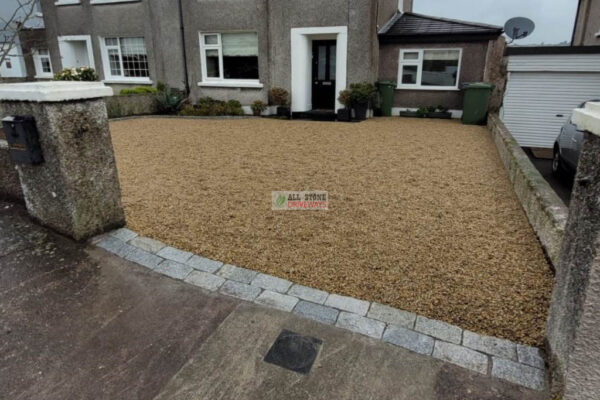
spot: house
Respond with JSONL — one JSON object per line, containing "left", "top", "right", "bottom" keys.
{"left": 34, "top": 0, "right": 499, "bottom": 116}
{"left": 572, "top": 0, "right": 600, "bottom": 46}
{"left": 378, "top": 12, "right": 503, "bottom": 117}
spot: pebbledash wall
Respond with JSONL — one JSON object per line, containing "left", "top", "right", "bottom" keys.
{"left": 487, "top": 113, "right": 568, "bottom": 267}
{"left": 0, "top": 139, "right": 24, "bottom": 202}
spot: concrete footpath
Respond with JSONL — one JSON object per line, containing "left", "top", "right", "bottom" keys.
{"left": 0, "top": 201, "right": 548, "bottom": 400}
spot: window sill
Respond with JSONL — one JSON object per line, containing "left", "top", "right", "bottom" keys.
{"left": 90, "top": 0, "right": 141, "bottom": 4}
{"left": 396, "top": 86, "right": 460, "bottom": 91}
{"left": 55, "top": 0, "right": 80, "bottom": 5}
{"left": 103, "top": 79, "right": 153, "bottom": 85}
{"left": 198, "top": 81, "right": 264, "bottom": 89}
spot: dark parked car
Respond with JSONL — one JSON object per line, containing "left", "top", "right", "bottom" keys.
{"left": 553, "top": 99, "right": 600, "bottom": 178}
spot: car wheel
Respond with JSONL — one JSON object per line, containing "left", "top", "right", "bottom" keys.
{"left": 552, "top": 148, "right": 562, "bottom": 177}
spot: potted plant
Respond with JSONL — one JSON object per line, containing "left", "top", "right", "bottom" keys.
{"left": 349, "top": 82, "right": 377, "bottom": 121}
{"left": 337, "top": 89, "right": 352, "bottom": 122}
{"left": 399, "top": 109, "right": 419, "bottom": 117}
{"left": 269, "top": 87, "right": 290, "bottom": 118}
{"left": 428, "top": 105, "right": 452, "bottom": 119}
{"left": 251, "top": 100, "right": 267, "bottom": 116}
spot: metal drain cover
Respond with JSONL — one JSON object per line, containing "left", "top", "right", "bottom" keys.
{"left": 264, "top": 329, "right": 322, "bottom": 374}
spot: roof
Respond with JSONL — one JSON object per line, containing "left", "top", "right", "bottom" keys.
{"left": 379, "top": 12, "right": 503, "bottom": 43}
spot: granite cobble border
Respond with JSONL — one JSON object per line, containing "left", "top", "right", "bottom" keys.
{"left": 92, "top": 228, "right": 548, "bottom": 391}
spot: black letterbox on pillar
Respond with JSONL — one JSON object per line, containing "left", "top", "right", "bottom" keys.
{"left": 2, "top": 115, "right": 43, "bottom": 164}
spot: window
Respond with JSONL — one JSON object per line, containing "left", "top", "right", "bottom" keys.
{"left": 33, "top": 48, "right": 53, "bottom": 78}
{"left": 100, "top": 37, "right": 150, "bottom": 82}
{"left": 4, "top": 58, "right": 12, "bottom": 69}
{"left": 397, "top": 49, "right": 461, "bottom": 90}
{"left": 199, "top": 32, "right": 261, "bottom": 87}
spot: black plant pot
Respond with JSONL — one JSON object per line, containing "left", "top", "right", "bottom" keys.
{"left": 337, "top": 108, "right": 352, "bottom": 122}
{"left": 428, "top": 111, "right": 452, "bottom": 119}
{"left": 277, "top": 106, "right": 291, "bottom": 118}
{"left": 353, "top": 103, "right": 368, "bottom": 121}
{"left": 399, "top": 111, "right": 420, "bottom": 118}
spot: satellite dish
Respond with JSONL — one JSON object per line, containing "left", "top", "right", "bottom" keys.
{"left": 504, "top": 17, "right": 535, "bottom": 43}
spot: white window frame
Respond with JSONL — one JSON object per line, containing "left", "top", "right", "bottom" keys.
{"left": 90, "top": 0, "right": 141, "bottom": 4}
{"left": 99, "top": 37, "right": 152, "bottom": 84}
{"left": 54, "top": 0, "right": 80, "bottom": 5}
{"left": 198, "top": 32, "right": 263, "bottom": 88}
{"left": 33, "top": 48, "right": 53, "bottom": 78}
{"left": 397, "top": 48, "right": 462, "bottom": 91}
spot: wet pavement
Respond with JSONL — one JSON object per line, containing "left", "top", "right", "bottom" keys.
{"left": 0, "top": 201, "right": 549, "bottom": 399}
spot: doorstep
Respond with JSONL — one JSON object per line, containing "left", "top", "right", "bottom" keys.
{"left": 91, "top": 227, "right": 548, "bottom": 392}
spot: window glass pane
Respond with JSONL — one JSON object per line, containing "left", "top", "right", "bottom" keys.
{"left": 403, "top": 51, "right": 419, "bottom": 60}
{"left": 317, "top": 45, "right": 326, "bottom": 80}
{"left": 108, "top": 49, "right": 121, "bottom": 75}
{"left": 401, "top": 65, "right": 417, "bottom": 84}
{"left": 105, "top": 38, "right": 118, "bottom": 46}
{"left": 204, "top": 34, "right": 218, "bottom": 45}
{"left": 120, "top": 37, "right": 149, "bottom": 77}
{"left": 205, "top": 49, "right": 220, "bottom": 78}
{"left": 421, "top": 49, "right": 460, "bottom": 87}
{"left": 5, "top": 58, "right": 11, "bottom": 69}
{"left": 329, "top": 44, "right": 336, "bottom": 79}
{"left": 41, "top": 58, "right": 51, "bottom": 73}
{"left": 222, "top": 32, "right": 258, "bottom": 79}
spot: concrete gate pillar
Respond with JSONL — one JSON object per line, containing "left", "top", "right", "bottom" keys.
{"left": 0, "top": 82, "right": 125, "bottom": 240}
{"left": 546, "top": 101, "right": 600, "bottom": 399}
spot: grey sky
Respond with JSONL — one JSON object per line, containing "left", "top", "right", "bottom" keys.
{"left": 413, "top": 0, "right": 579, "bottom": 45}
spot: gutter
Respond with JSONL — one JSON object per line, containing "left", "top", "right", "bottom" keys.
{"left": 177, "top": 0, "right": 190, "bottom": 95}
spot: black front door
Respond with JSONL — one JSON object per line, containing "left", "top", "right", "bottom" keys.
{"left": 312, "top": 40, "right": 336, "bottom": 110}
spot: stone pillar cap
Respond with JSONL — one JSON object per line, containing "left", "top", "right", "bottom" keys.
{"left": 572, "top": 101, "right": 600, "bottom": 137}
{"left": 0, "top": 81, "right": 113, "bottom": 102}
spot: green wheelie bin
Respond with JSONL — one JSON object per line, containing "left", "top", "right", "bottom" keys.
{"left": 377, "top": 81, "right": 396, "bottom": 117}
{"left": 461, "top": 83, "right": 494, "bottom": 125}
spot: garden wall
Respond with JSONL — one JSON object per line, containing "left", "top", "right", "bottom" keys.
{"left": 0, "top": 139, "right": 24, "bottom": 203}
{"left": 487, "top": 113, "right": 568, "bottom": 267}
{"left": 105, "top": 94, "right": 158, "bottom": 119}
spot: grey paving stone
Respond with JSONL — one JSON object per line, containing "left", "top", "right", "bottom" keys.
{"left": 96, "top": 236, "right": 135, "bottom": 258}
{"left": 368, "top": 303, "right": 416, "bottom": 329}
{"left": 89, "top": 233, "right": 109, "bottom": 245}
{"left": 462, "top": 330, "right": 517, "bottom": 361}
{"left": 154, "top": 260, "right": 193, "bottom": 280}
{"left": 287, "top": 284, "right": 328, "bottom": 304}
{"left": 216, "top": 264, "right": 257, "bottom": 284}
{"left": 128, "top": 236, "right": 166, "bottom": 254}
{"left": 492, "top": 357, "right": 546, "bottom": 391}
{"left": 415, "top": 316, "right": 462, "bottom": 344}
{"left": 156, "top": 246, "right": 194, "bottom": 264}
{"left": 184, "top": 270, "right": 225, "bottom": 291}
{"left": 432, "top": 341, "right": 488, "bottom": 375}
{"left": 109, "top": 228, "right": 138, "bottom": 242}
{"left": 220, "top": 280, "right": 262, "bottom": 301}
{"left": 335, "top": 312, "right": 386, "bottom": 339}
{"left": 325, "top": 294, "right": 370, "bottom": 316}
{"left": 293, "top": 301, "right": 339, "bottom": 325}
{"left": 383, "top": 325, "right": 434, "bottom": 355}
{"left": 517, "top": 344, "right": 545, "bottom": 369}
{"left": 251, "top": 273, "right": 292, "bottom": 293}
{"left": 124, "top": 247, "right": 164, "bottom": 270}
{"left": 254, "top": 290, "right": 299, "bottom": 312}
{"left": 186, "top": 255, "right": 223, "bottom": 273}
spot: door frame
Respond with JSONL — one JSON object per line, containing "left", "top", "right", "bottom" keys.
{"left": 57, "top": 35, "right": 95, "bottom": 70}
{"left": 290, "top": 26, "right": 347, "bottom": 113}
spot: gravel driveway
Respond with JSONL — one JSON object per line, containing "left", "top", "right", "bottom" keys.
{"left": 110, "top": 117, "right": 552, "bottom": 345}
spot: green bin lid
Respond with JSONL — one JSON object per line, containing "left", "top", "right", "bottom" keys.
{"left": 463, "top": 82, "right": 494, "bottom": 89}
{"left": 377, "top": 80, "right": 397, "bottom": 86}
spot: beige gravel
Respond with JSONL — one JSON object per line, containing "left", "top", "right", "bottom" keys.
{"left": 110, "top": 117, "right": 552, "bottom": 345}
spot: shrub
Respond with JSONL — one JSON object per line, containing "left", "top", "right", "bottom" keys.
{"left": 269, "top": 87, "right": 289, "bottom": 106}
{"left": 338, "top": 89, "right": 352, "bottom": 108}
{"left": 120, "top": 87, "right": 158, "bottom": 95}
{"left": 53, "top": 67, "right": 98, "bottom": 81}
{"left": 156, "top": 85, "right": 186, "bottom": 115}
{"left": 349, "top": 82, "right": 377, "bottom": 106}
{"left": 156, "top": 81, "right": 167, "bottom": 93}
{"left": 250, "top": 100, "right": 267, "bottom": 116}
{"left": 436, "top": 105, "right": 449, "bottom": 113}
{"left": 177, "top": 97, "right": 244, "bottom": 116}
